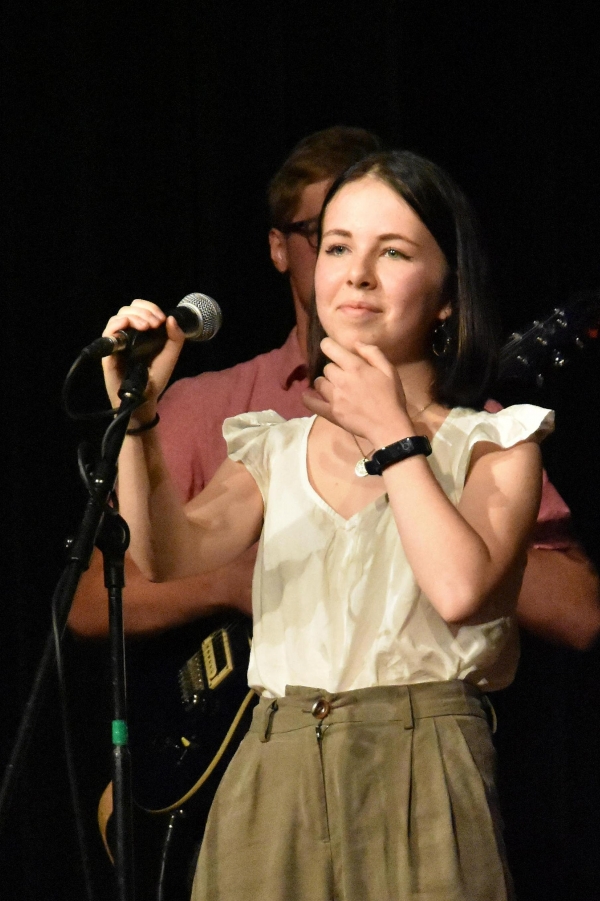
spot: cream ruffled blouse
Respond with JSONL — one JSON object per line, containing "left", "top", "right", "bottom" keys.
{"left": 224, "top": 405, "right": 554, "bottom": 698}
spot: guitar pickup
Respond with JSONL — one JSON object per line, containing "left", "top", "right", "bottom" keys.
{"left": 202, "top": 629, "right": 234, "bottom": 690}
{"left": 178, "top": 628, "right": 236, "bottom": 708}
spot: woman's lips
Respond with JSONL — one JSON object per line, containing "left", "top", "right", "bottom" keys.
{"left": 337, "top": 302, "right": 380, "bottom": 317}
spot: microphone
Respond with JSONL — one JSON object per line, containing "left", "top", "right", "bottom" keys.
{"left": 82, "top": 293, "right": 222, "bottom": 360}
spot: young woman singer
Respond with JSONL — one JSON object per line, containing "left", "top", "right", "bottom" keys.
{"left": 101, "top": 151, "right": 551, "bottom": 900}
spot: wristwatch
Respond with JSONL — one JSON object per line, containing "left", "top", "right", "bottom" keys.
{"left": 365, "top": 435, "right": 432, "bottom": 476}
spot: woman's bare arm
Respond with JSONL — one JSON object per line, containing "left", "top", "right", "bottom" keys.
{"left": 305, "top": 337, "right": 543, "bottom": 625}
{"left": 381, "top": 438, "right": 542, "bottom": 623}
{"left": 99, "top": 300, "right": 264, "bottom": 584}
{"left": 118, "top": 426, "right": 263, "bottom": 583}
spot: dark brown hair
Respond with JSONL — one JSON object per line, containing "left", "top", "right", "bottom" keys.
{"left": 308, "top": 150, "right": 499, "bottom": 409}
{"left": 267, "top": 126, "right": 382, "bottom": 228}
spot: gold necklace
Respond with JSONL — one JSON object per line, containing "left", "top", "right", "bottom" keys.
{"left": 352, "top": 398, "right": 434, "bottom": 478}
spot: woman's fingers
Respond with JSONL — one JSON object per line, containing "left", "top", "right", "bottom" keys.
{"left": 302, "top": 390, "right": 334, "bottom": 422}
{"left": 102, "top": 300, "right": 167, "bottom": 337}
{"left": 100, "top": 302, "right": 185, "bottom": 409}
{"left": 303, "top": 378, "right": 340, "bottom": 425}
{"left": 313, "top": 337, "right": 409, "bottom": 438}
{"left": 164, "top": 314, "right": 186, "bottom": 342}
{"left": 158, "top": 315, "right": 187, "bottom": 368}
{"left": 354, "top": 340, "right": 394, "bottom": 374}
{"left": 320, "top": 336, "right": 362, "bottom": 369}
{"left": 313, "top": 375, "right": 333, "bottom": 400}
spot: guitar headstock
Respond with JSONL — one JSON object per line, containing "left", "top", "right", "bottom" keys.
{"left": 498, "top": 290, "right": 600, "bottom": 388}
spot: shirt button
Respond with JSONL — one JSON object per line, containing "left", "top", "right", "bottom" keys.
{"left": 311, "top": 698, "right": 331, "bottom": 719}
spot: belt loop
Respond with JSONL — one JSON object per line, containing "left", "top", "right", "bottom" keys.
{"left": 259, "top": 699, "right": 278, "bottom": 743}
{"left": 404, "top": 686, "right": 414, "bottom": 730}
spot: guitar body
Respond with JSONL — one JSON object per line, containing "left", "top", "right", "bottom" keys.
{"left": 102, "top": 784, "right": 212, "bottom": 901}
{"left": 100, "top": 613, "right": 258, "bottom": 899}
{"left": 126, "top": 612, "right": 258, "bottom": 813}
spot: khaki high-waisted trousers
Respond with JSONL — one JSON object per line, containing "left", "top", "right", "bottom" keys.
{"left": 191, "top": 681, "right": 514, "bottom": 901}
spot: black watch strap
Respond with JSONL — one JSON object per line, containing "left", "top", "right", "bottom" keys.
{"left": 365, "top": 435, "right": 432, "bottom": 476}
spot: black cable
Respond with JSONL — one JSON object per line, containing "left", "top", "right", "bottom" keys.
{"left": 156, "top": 813, "right": 180, "bottom": 901}
{"left": 51, "top": 589, "right": 97, "bottom": 901}
{"left": 62, "top": 352, "right": 115, "bottom": 423}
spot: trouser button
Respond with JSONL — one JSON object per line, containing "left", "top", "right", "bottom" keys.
{"left": 311, "top": 698, "right": 331, "bottom": 719}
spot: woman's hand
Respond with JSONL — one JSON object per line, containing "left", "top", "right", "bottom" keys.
{"left": 303, "top": 337, "right": 413, "bottom": 446}
{"left": 101, "top": 299, "right": 186, "bottom": 419}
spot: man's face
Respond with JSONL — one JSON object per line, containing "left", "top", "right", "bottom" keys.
{"left": 269, "top": 178, "right": 332, "bottom": 313}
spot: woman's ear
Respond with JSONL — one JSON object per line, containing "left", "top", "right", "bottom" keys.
{"left": 438, "top": 268, "right": 457, "bottom": 320}
{"left": 269, "top": 228, "right": 289, "bottom": 274}
{"left": 437, "top": 301, "right": 453, "bottom": 322}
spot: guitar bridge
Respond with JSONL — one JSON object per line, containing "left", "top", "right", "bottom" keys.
{"left": 178, "top": 654, "right": 206, "bottom": 707}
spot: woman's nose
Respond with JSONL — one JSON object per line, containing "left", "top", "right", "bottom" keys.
{"left": 346, "top": 253, "right": 377, "bottom": 289}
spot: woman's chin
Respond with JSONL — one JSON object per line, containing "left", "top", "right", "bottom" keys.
{"left": 326, "top": 321, "right": 380, "bottom": 350}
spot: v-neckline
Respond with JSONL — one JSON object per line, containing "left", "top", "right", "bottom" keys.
{"left": 301, "top": 409, "right": 458, "bottom": 526}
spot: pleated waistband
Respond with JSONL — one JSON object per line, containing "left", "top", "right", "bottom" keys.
{"left": 250, "top": 680, "right": 494, "bottom": 741}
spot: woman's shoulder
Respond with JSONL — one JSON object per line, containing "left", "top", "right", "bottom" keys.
{"left": 223, "top": 410, "right": 312, "bottom": 459}
{"left": 438, "top": 403, "right": 554, "bottom": 451}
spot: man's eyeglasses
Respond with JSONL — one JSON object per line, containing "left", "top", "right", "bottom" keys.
{"left": 279, "top": 216, "right": 320, "bottom": 250}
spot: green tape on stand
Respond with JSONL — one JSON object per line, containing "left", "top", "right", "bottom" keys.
{"left": 112, "top": 720, "right": 129, "bottom": 746}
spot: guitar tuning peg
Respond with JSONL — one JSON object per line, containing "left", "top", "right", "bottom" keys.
{"left": 536, "top": 373, "right": 545, "bottom": 388}
{"left": 553, "top": 308, "right": 568, "bottom": 328}
{"left": 575, "top": 337, "right": 585, "bottom": 349}
{"left": 552, "top": 350, "right": 566, "bottom": 367}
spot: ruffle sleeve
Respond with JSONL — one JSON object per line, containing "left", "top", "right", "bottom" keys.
{"left": 464, "top": 403, "right": 554, "bottom": 448}
{"left": 453, "top": 404, "right": 554, "bottom": 490}
{"left": 222, "top": 410, "right": 287, "bottom": 499}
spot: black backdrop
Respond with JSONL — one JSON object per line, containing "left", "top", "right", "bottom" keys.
{"left": 2, "top": 3, "right": 600, "bottom": 899}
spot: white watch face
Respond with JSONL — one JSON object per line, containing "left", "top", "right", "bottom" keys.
{"left": 355, "top": 458, "right": 370, "bottom": 478}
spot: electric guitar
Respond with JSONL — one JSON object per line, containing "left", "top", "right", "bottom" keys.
{"left": 127, "top": 612, "right": 257, "bottom": 814}
{"left": 497, "top": 290, "right": 600, "bottom": 386}
{"left": 98, "top": 611, "right": 257, "bottom": 899}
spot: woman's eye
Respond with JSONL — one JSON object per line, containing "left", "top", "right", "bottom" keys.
{"left": 324, "top": 244, "right": 347, "bottom": 256}
{"left": 384, "top": 247, "right": 409, "bottom": 259}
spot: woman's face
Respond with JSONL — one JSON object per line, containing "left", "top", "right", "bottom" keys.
{"left": 314, "top": 175, "right": 451, "bottom": 366}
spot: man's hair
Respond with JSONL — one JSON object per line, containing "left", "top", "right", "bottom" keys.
{"left": 268, "top": 126, "right": 382, "bottom": 228}
{"left": 308, "top": 150, "right": 500, "bottom": 410}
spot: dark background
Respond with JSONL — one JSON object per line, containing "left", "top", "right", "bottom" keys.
{"left": 2, "top": 2, "right": 599, "bottom": 899}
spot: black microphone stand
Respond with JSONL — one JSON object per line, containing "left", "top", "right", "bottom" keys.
{"left": 0, "top": 356, "right": 151, "bottom": 901}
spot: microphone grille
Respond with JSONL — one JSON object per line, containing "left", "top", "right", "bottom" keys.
{"left": 178, "top": 292, "right": 223, "bottom": 341}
